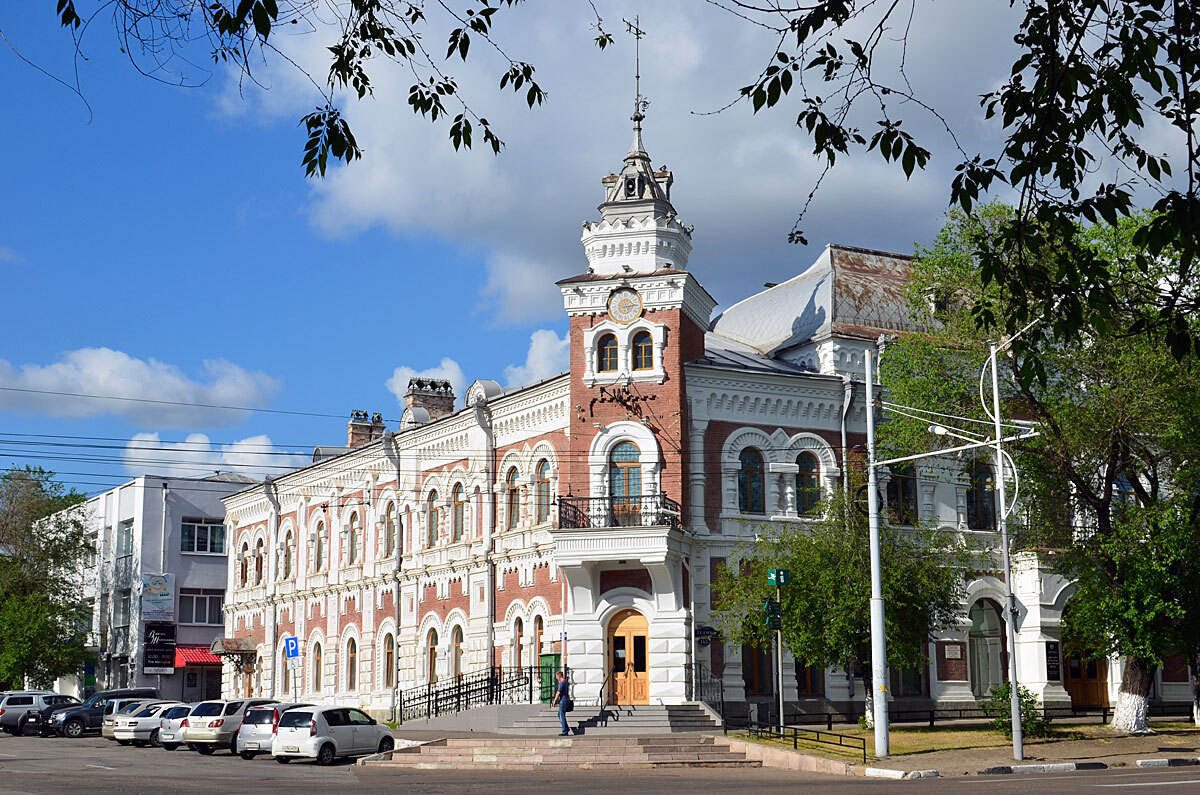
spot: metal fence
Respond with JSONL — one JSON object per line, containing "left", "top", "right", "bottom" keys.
{"left": 786, "top": 701, "right": 1196, "bottom": 731}
{"left": 398, "top": 664, "right": 564, "bottom": 724}
{"left": 739, "top": 720, "right": 868, "bottom": 764}
{"left": 557, "top": 494, "right": 681, "bottom": 531}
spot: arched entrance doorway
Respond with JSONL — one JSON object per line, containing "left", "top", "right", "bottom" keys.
{"left": 968, "top": 599, "right": 1006, "bottom": 698}
{"left": 608, "top": 609, "right": 649, "bottom": 705}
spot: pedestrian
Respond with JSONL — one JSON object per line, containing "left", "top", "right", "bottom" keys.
{"left": 552, "top": 670, "right": 571, "bottom": 736}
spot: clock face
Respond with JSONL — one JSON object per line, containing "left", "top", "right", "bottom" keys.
{"left": 607, "top": 288, "right": 643, "bottom": 324}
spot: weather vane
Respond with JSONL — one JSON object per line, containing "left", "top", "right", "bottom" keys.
{"left": 623, "top": 15, "right": 650, "bottom": 122}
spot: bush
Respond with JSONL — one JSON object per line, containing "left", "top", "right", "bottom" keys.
{"left": 981, "top": 682, "right": 1052, "bottom": 738}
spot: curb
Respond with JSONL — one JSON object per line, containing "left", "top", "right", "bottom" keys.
{"left": 864, "top": 767, "right": 940, "bottom": 779}
{"left": 1136, "top": 758, "right": 1200, "bottom": 768}
{"left": 978, "top": 762, "right": 1108, "bottom": 775}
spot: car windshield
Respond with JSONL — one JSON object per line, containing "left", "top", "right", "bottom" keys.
{"left": 277, "top": 711, "right": 312, "bottom": 729}
{"left": 134, "top": 706, "right": 159, "bottom": 718}
{"left": 190, "top": 702, "right": 224, "bottom": 717}
{"left": 164, "top": 706, "right": 192, "bottom": 720}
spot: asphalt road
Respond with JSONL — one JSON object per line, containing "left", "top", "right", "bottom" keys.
{"left": 1, "top": 734, "right": 1199, "bottom": 793}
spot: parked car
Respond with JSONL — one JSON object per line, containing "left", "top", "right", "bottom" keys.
{"left": 183, "top": 699, "right": 277, "bottom": 755}
{"left": 271, "top": 706, "right": 394, "bottom": 766}
{"left": 5, "top": 693, "right": 80, "bottom": 737}
{"left": 157, "top": 704, "right": 196, "bottom": 751}
{"left": 0, "top": 692, "right": 75, "bottom": 735}
{"left": 46, "top": 688, "right": 159, "bottom": 738}
{"left": 112, "top": 701, "right": 183, "bottom": 747}
{"left": 103, "top": 699, "right": 161, "bottom": 741}
{"left": 236, "top": 703, "right": 312, "bottom": 760}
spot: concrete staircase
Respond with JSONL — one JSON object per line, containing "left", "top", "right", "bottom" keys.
{"left": 368, "top": 735, "right": 760, "bottom": 769}
{"left": 501, "top": 703, "right": 722, "bottom": 735}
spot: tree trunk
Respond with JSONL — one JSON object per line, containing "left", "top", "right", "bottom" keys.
{"left": 860, "top": 673, "right": 874, "bottom": 728}
{"left": 1191, "top": 660, "right": 1200, "bottom": 728}
{"left": 1111, "top": 655, "right": 1154, "bottom": 734}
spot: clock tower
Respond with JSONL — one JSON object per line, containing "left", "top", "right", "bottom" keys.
{"left": 557, "top": 105, "right": 716, "bottom": 518}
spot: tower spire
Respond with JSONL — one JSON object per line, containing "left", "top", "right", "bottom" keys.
{"left": 623, "top": 15, "right": 649, "bottom": 157}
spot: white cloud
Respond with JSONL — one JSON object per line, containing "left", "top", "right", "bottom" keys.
{"left": 503, "top": 329, "right": 570, "bottom": 387}
{"left": 124, "top": 432, "right": 307, "bottom": 479}
{"left": 385, "top": 357, "right": 468, "bottom": 408}
{"left": 0, "top": 348, "right": 280, "bottom": 428}
{"left": 0, "top": 245, "right": 22, "bottom": 265}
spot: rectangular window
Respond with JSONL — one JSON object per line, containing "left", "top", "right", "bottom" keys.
{"left": 179, "top": 588, "right": 224, "bottom": 625}
{"left": 117, "top": 519, "right": 134, "bottom": 558}
{"left": 181, "top": 518, "right": 226, "bottom": 554}
{"left": 889, "top": 664, "right": 927, "bottom": 697}
{"left": 115, "top": 590, "right": 132, "bottom": 627}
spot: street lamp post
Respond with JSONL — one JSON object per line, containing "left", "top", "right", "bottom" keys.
{"left": 863, "top": 348, "right": 890, "bottom": 757}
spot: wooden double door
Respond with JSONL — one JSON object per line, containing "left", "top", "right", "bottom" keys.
{"left": 609, "top": 610, "right": 649, "bottom": 705}
{"left": 1064, "top": 653, "right": 1109, "bottom": 707}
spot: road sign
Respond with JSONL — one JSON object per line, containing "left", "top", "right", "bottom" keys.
{"left": 763, "top": 599, "right": 781, "bottom": 616}
{"left": 284, "top": 637, "right": 299, "bottom": 659}
{"left": 767, "top": 568, "right": 791, "bottom": 587}
{"left": 766, "top": 616, "right": 781, "bottom": 631}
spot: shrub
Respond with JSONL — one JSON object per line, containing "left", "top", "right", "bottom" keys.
{"left": 981, "top": 682, "right": 1052, "bottom": 738}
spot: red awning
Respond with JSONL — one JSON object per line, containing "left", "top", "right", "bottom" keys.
{"left": 176, "top": 645, "right": 223, "bottom": 666}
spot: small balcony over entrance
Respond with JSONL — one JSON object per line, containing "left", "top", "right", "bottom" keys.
{"left": 557, "top": 494, "right": 681, "bottom": 531}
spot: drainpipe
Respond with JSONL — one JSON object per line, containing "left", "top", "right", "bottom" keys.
{"left": 383, "top": 431, "right": 404, "bottom": 722}
{"left": 472, "top": 398, "right": 497, "bottom": 670}
{"left": 159, "top": 481, "right": 168, "bottom": 694}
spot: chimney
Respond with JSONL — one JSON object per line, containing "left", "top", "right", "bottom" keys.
{"left": 405, "top": 378, "right": 456, "bottom": 420}
{"left": 347, "top": 410, "right": 387, "bottom": 448}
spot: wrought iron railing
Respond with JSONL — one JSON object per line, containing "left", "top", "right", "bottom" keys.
{"left": 397, "top": 664, "right": 565, "bottom": 724}
{"left": 557, "top": 494, "right": 681, "bottom": 531}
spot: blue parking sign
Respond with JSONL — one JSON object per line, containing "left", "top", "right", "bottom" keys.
{"left": 284, "top": 637, "right": 299, "bottom": 658}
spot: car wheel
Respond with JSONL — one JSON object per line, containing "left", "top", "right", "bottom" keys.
{"left": 194, "top": 745, "right": 215, "bottom": 755}
{"left": 378, "top": 736, "right": 395, "bottom": 753}
{"left": 162, "top": 743, "right": 178, "bottom": 751}
{"left": 275, "top": 756, "right": 292, "bottom": 764}
{"left": 149, "top": 730, "right": 161, "bottom": 748}
{"left": 315, "top": 743, "right": 336, "bottom": 766}
{"left": 63, "top": 719, "right": 85, "bottom": 739}
{"left": 116, "top": 739, "right": 131, "bottom": 746}
{"left": 239, "top": 751, "right": 256, "bottom": 760}
{"left": 229, "top": 739, "right": 239, "bottom": 755}
{"left": 16, "top": 720, "right": 30, "bottom": 737}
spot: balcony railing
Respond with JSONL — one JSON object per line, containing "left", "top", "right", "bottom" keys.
{"left": 557, "top": 494, "right": 681, "bottom": 531}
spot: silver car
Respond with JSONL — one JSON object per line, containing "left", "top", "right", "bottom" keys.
{"left": 102, "top": 699, "right": 156, "bottom": 741}
{"left": 236, "top": 703, "right": 312, "bottom": 760}
{"left": 0, "top": 691, "right": 73, "bottom": 735}
{"left": 112, "top": 701, "right": 183, "bottom": 747}
{"left": 183, "top": 699, "right": 277, "bottom": 755}
{"left": 158, "top": 704, "right": 195, "bottom": 751}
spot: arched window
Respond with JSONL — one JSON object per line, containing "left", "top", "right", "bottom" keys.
{"left": 427, "top": 491, "right": 439, "bottom": 547}
{"left": 536, "top": 460, "right": 551, "bottom": 523}
{"left": 887, "top": 464, "right": 919, "bottom": 525}
{"left": 283, "top": 531, "right": 293, "bottom": 579}
{"left": 738, "top": 447, "right": 765, "bottom": 514}
{"left": 609, "top": 441, "right": 642, "bottom": 525}
{"left": 597, "top": 334, "right": 619, "bottom": 372}
{"left": 452, "top": 484, "right": 465, "bottom": 542}
{"left": 967, "top": 460, "right": 996, "bottom": 530}
{"left": 632, "top": 331, "right": 653, "bottom": 371}
{"left": 239, "top": 543, "right": 249, "bottom": 586}
{"left": 505, "top": 467, "right": 520, "bottom": 529}
{"left": 315, "top": 521, "right": 326, "bottom": 571}
{"left": 427, "top": 629, "right": 439, "bottom": 684}
{"left": 968, "top": 600, "right": 1005, "bottom": 698}
{"left": 254, "top": 539, "right": 264, "bottom": 584}
{"left": 348, "top": 511, "right": 360, "bottom": 565}
{"left": 513, "top": 618, "right": 524, "bottom": 667}
{"left": 312, "top": 642, "right": 323, "bottom": 693}
{"left": 452, "top": 625, "right": 463, "bottom": 680}
{"left": 384, "top": 503, "right": 396, "bottom": 557}
{"left": 534, "top": 615, "right": 544, "bottom": 660}
{"left": 346, "top": 638, "right": 358, "bottom": 691}
{"left": 796, "top": 452, "right": 822, "bottom": 515}
{"left": 384, "top": 634, "right": 395, "bottom": 688}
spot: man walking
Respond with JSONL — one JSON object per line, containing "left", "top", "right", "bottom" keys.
{"left": 552, "top": 670, "right": 570, "bottom": 736}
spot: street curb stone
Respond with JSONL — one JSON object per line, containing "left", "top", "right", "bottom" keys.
{"left": 1136, "top": 758, "right": 1200, "bottom": 768}
{"left": 978, "top": 761, "right": 1108, "bottom": 775}
{"left": 864, "top": 767, "right": 940, "bottom": 779}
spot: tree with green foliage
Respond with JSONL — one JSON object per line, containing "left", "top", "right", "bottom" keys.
{"left": 26, "top": 1, "right": 1199, "bottom": 357}
{"left": 711, "top": 492, "right": 972, "bottom": 725}
{"left": 881, "top": 204, "right": 1200, "bottom": 732}
{"left": 0, "top": 467, "right": 93, "bottom": 689}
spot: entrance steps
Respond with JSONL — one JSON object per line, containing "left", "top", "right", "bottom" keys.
{"left": 368, "top": 735, "right": 760, "bottom": 769}
{"left": 500, "top": 703, "right": 722, "bottom": 735}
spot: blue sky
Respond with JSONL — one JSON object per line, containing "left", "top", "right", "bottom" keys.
{"left": 0, "top": 1, "right": 1051, "bottom": 494}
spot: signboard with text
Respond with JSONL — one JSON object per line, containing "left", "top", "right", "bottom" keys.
{"left": 141, "top": 573, "right": 175, "bottom": 623}
{"left": 143, "top": 623, "right": 177, "bottom": 675}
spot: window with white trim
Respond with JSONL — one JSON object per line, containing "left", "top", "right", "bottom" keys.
{"left": 114, "top": 589, "right": 132, "bottom": 627}
{"left": 117, "top": 519, "right": 134, "bottom": 558}
{"left": 181, "top": 518, "right": 226, "bottom": 554}
{"left": 179, "top": 588, "right": 224, "bottom": 625}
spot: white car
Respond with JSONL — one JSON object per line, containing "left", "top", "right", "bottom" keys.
{"left": 158, "top": 704, "right": 195, "bottom": 750}
{"left": 237, "top": 703, "right": 312, "bottom": 760}
{"left": 112, "top": 701, "right": 183, "bottom": 747}
{"left": 271, "top": 706, "right": 394, "bottom": 765}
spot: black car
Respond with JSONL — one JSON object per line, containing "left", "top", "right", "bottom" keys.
{"left": 43, "top": 688, "right": 158, "bottom": 738}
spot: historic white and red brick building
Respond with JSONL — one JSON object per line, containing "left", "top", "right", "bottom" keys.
{"left": 219, "top": 114, "right": 1194, "bottom": 720}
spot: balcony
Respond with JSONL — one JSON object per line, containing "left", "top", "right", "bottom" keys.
{"left": 557, "top": 494, "right": 681, "bottom": 531}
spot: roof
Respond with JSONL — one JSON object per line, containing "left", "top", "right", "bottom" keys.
{"left": 709, "top": 244, "right": 920, "bottom": 355}
{"left": 175, "top": 645, "right": 222, "bottom": 666}
{"left": 692, "top": 332, "right": 814, "bottom": 376}
{"left": 209, "top": 637, "right": 256, "bottom": 655}
{"left": 556, "top": 267, "right": 689, "bottom": 286}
